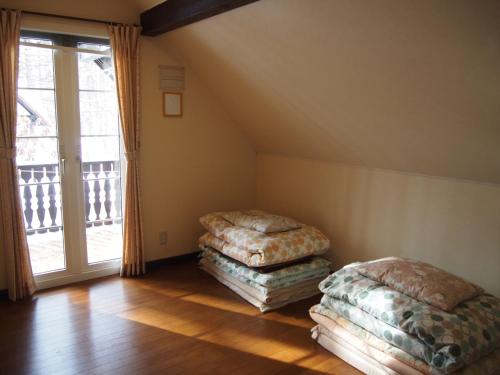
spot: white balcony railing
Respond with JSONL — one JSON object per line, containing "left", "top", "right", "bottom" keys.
{"left": 18, "top": 160, "right": 123, "bottom": 235}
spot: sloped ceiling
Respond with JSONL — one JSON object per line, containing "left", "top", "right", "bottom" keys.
{"left": 147, "top": 0, "right": 500, "bottom": 183}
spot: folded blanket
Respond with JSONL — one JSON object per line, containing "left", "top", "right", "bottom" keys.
{"left": 220, "top": 210, "right": 301, "bottom": 233}
{"left": 199, "top": 213, "right": 329, "bottom": 267}
{"left": 312, "top": 326, "right": 408, "bottom": 375}
{"left": 319, "top": 265, "right": 500, "bottom": 373}
{"left": 311, "top": 305, "right": 436, "bottom": 375}
{"left": 199, "top": 234, "right": 262, "bottom": 267}
{"left": 322, "top": 293, "right": 440, "bottom": 370}
{"left": 356, "top": 257, "right": 483, "bottom": 312}
{"left": 200, "top": 247, "right": 331, "bottom": 290}
{"left": 199, "top": 242, "right": 313, "bottom": 273}
{"left": 200, "top": 258, "right": 323, "bottom": 302}
{"left": 312, "top": 325, "right": 500, "bottom": 375}
{"left": 200, "top": 212, "right": 233, "bottom": 238}
{"left": 310, "top": 305, "right": 500, "bottom": 375}
{"left": 200, "top": 261, "right": 321, "bottom": 312}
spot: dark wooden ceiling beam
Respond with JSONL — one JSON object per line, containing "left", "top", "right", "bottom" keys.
{"left": 140, "top": 0, "right": 261, "bottom": 36}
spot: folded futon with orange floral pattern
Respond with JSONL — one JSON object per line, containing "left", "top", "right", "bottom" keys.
{"left": 199, "top": 210, "right": 330, "bottom": 267}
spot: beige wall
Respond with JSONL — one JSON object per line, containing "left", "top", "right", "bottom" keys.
{"left": 140, "top": 38, "right": 256, "bottom": 261}
{"left": 0, "top": 2, "right": 256, "bottom": 289}
{"left": 256, "top": 154, "right": 500, "bottom": 296}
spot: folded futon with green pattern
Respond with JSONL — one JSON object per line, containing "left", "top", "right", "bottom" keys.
{"left": 199, "top": 247, "right": 330, "bottom": 311}
{"left": 317, "top": 259, "right": 500, "bottom": 374}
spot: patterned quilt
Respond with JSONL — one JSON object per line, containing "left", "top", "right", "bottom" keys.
{"left": 200, "top": 247, "right": 330, "bottom": 290}
{"left": 319, "top": 265, "right": 500, "bottom": 373}
{"left": 199, "top": 212, "right": 330, "bottom": 267}
{"left": 310, "top": 304, "right": 500, "bottom": 375}
{"left": 220, "top": 210, "right": 301, "bottom": 233}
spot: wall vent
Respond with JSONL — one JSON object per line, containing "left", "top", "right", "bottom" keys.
{"left": 159, "top": 65, "right": 184, "bottom": 92}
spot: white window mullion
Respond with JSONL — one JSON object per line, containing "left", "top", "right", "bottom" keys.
{"left": 52, "top": 49, "right": 88, "bottom": 276}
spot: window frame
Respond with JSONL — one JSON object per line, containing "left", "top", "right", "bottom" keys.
{"left": 20, "top": 29, "right": 110, "bottom": 48}
{"left": 16, "top": 29, "right": 124, "bottom": 288}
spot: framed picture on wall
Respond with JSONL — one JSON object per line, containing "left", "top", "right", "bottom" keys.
{"left": 163, "top": 92, "right": 183, "bottom": 117}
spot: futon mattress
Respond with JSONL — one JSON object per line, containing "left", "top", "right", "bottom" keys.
{"left": 199, "top": 248, "right": 329, "bottom": 311}
{"left": 310, "top": 304, "right": 500, "bottom": 375}
{"left": 201, "top": 247, "right": 330, "bottom": 290}
{"left": 199, "top": 212, "right": 330, "bottom": 267}
{"left": 318, "top": 265, "right": 500, "bottom": 373}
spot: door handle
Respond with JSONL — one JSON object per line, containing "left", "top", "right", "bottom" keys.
{"left": 60, "top": 158, "right": 66, "bottom": 175}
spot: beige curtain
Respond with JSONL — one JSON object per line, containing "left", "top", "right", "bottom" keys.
{"left": 108, "top": 24, "right": 145, "bottom": 277}
{"left": 0, "top": 9, "right": 36, "bottom": 300}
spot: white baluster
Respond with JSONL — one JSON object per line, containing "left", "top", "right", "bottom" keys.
{"left": 88, "top": 166, "right": 96, "bottom": 223}
{"left": 41, "top": 167, "right": 50, "bottom": 228}
{"left": 98, "top": 164, "right": 106, "bottom": 221}
{"left": 28, "top": 170, "right": 40, "bottom": 230}
{"left": 109, "top": 166, "right": 117, "bottom": 220}
{"left": 53, "top": 165, "right": 60, "bottom": 183}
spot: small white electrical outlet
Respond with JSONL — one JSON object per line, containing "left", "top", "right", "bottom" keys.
{"left": 159, "top": 231, "right": 167, "bottom": 245}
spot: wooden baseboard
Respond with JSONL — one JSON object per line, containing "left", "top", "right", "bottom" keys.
{"left": 146, "top": 251, "right": 200, "bottom": 271}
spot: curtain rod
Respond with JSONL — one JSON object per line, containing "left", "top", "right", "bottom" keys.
{"left": 21, "top": 10, "right": 140, "bottom": 27}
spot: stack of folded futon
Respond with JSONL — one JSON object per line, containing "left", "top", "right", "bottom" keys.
{"left": 310, "top": 258, "right": 500, "bottom": 374}
{"left": 198, "top": 210, "right": 331, "bottom": 312}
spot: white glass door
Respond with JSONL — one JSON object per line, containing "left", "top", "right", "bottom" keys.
{"left": 16, "top": 32, "right": 123, "bottom": 288}
{"left": 16, "top": 37, "right": 66, "bottom": 275}
{"left": 77, "top": 45, "right": 123, "bottom": 265}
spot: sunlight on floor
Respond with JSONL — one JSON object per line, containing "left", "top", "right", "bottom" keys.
{"left": 117, "top": 305, "right": 320, "bottom": 371}
{"left": 181, "top": 292, "right": 262, "bottom": 317}
{"left": 111, "top": 287, "right": 327, "bottom": 373}
{"left": 181, "top": 291, "right": 316, "bottom": 329}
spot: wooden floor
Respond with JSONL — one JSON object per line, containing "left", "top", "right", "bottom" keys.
{"left": 0, "top": 258, "right": 361, "bottom": 375}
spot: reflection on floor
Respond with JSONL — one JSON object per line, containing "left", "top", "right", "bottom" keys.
{"left": 27, "top": 224, "right": 122, "bottom": 274}
{"left": 0, "top": 258, "right": 361, "bottom": 375}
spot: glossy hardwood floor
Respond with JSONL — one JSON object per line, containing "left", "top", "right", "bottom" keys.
{"left": 0, "top": 258, "right": 361, "bottom": 375}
